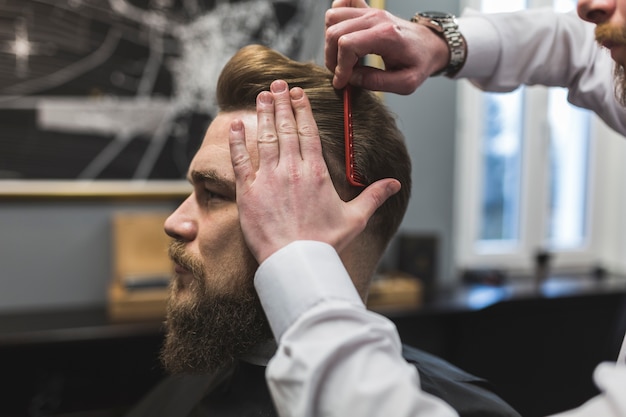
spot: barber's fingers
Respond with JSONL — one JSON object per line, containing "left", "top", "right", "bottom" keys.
{"left": 255, "top": 90, "right": 280, "bottom": 170}
{"left": 351, "top": 64, "right": 421, "bottom": 95}
{"left": 331, "top": 0, "right": 369, "bottom": 9}
{"left": 289, "top": 87, "right": 323, "bottom": 162}
{"left": 270, "top": 80, "right": 301, "bottom": 164}
{"left": 327, "top": 8, "right": 395, "bottom": 89}
{"left": 325, "top": 7, "right": 371, "bottom": 77}
{"left": 229, "top": 119, "right": 255, "bottom": 188}
{"left": 333, "top": 42, "right": 390, "bottom": 90}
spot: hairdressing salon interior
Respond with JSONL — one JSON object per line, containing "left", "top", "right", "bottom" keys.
{"left": 1, "top": 1, "right": 625, "bottom": 416}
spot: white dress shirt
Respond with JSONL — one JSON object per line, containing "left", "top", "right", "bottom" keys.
{"left": 255, "top": 241, "right": 457, "bottom": 417}
{"left": 255, "top": 241, "right": 626, "bottom": 417}
{"left": 457, "top": 8, "right": 626, "bottom": 137}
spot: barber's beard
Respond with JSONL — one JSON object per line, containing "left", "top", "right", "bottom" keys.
{"left": 160, "top": 240, "right": 272, "bottom": 374}
{"left": 596, "top": 23, "right": 626, "bottom": 106}
{"left": 613, "top": 65, "right": 626, "bottom": 107}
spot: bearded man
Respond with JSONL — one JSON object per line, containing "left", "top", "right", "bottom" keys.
{"left": 126, "top": 43, "right": 521, "bottom": 417}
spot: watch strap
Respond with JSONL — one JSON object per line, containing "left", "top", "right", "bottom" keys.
{"left": 411, "top": 12, "right": 466, "bottom": 77}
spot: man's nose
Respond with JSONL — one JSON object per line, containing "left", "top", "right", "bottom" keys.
{"left": 164, "top": 195, "right": 198, "bottom": 242}
{"left": 577, "top": 0, "right": 616, "bottom": 25}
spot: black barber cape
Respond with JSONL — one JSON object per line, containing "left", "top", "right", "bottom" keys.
{"left": 126, "top": 345, "right": 521, "bottom": 417}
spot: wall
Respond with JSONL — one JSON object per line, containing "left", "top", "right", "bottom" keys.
{"left": 385, "top": 0, "right": 460, "bottom": 286}
{"left": 0, "top": 199, "right": 180, "bottom": 313}
{"left": 0, "top": 0, "right": 461, "bottom": 313}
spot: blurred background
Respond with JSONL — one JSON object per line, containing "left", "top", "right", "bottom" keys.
{"left": 0, "top": 1, "right": 625, "bottom": 416}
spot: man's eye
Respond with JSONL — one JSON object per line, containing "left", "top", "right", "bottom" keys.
{"left": 203, "top": 188, "right": 227, "bottom": 202}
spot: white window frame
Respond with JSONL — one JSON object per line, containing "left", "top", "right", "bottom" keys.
{"left": 454, "top": 0, "right": 626, "bottom": 276}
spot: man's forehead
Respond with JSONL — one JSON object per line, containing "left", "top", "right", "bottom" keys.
{"left": 187, "top": 110, "right": 257, "bottom": 183}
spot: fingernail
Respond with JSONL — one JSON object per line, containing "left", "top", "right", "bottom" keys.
{"left": 333, "top": 75, "right": 346, "bottom": 90}
{"left": 231, "top": 120, "right": 243, "bottom": 132}
{"left": 290, "top": 87, "right": 304, "bottom": 100}
{"left": 271, "top": 80, "right": 287, "bottom": 93}
{"left": 388, "top": 181, "right": 401, "bottom": 195}
{"left": 258, "top": 91, "right": 273, "bottom": 104}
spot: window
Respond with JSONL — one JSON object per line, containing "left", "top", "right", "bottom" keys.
{"left": 454, "top": 0, "right": 626, "bottom": 275}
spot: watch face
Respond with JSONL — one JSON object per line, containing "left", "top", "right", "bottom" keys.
{"left": 420, "top": 11, "right": 454, "bottom": 20}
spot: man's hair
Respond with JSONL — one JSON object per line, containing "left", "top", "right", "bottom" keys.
{"left": 216, "top": 44, "right": 411, "bottom": 252}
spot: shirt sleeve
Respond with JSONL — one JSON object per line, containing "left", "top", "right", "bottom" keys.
{"left": 456, "top": 8, "right": 626, "bottom": 136}
{"left": 254, "top": 241, "right": 459, "bottom": 417}
{"left": 547, "top": 362, "right": 626, "bottom": 417}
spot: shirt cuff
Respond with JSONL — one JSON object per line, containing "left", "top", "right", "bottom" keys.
{"left": 254, "top": 241, "right": 364, "bottom": 341}
{"left": 455, "top": 8, "right": 501, "bottom": 80}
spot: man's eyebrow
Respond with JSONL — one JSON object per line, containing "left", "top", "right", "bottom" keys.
{"left": 189, "top": 170, "right": 235, "bottom": 191}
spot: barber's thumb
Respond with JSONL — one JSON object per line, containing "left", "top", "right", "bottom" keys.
{"left": 359, "top": 179, "right": 401, "bottom": 212}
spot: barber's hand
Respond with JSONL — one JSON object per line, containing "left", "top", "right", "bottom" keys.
{"left": 325, "top": 0, "right": 449, "bottom": 94}
{"left": 229, "top": 79, "right": 400, "bottom": 264}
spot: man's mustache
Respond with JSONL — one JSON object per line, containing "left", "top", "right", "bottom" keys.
{"left": 168, "top": 240, "right": 204, "bottom": 278}
{"left": 596, "top": 23, "right": 626, "bottom": 46}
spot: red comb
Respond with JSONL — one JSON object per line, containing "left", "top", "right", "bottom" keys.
{"left": 344, "top": 85, "right": 365, "bottom": 187}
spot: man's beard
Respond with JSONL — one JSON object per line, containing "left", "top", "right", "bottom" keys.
{"left": 614, "top": 65, "right": 626, "bottom": 107}
{"left": 160, "top": 240, "right": 273, "bottom": 374}
{"left": 595, "top": 23, "right": 626, "bottom": 106}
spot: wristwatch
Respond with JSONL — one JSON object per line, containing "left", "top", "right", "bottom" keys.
{"left": 411, "top": 11, "right": 466, "bottom": 77}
